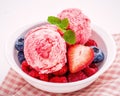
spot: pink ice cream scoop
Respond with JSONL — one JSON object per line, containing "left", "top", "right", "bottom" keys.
{"left": 24, "top": 28, "right": 67, "bottom": 74}
{"left": 25, "top": 23, "right": 58, "bottom": 39}
{"left": 58, "top": 8, "right": 91, "bottom": 44}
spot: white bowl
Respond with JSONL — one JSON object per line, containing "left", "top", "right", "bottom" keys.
{"left": 5, "top": 22, "right": 116, "bottom": 93}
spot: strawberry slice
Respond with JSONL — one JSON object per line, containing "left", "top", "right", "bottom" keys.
{"left": 68, "top": 44, "right": 94, "bottom": 73}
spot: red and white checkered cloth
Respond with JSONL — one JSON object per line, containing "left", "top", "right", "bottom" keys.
{"left": 0, "top": 34, "right": 120, "bottom": 96}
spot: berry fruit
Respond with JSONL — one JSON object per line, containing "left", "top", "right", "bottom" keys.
{"left": 18, "top": 51, "right": 25, "bottom": 63}
{"left": 91, "top": 46, "right": 104, "bottom": 63}
{"left": 85, "top": 39, "right": 97, "bottom": 47}
{"left": 49, "top": 76, "right": 67, "bottom": 83}
{"left": 21, "top": 60, "right": 31, "bottom": 74}
{"left": 28, "top": 70, "right": 39, "bottom": 78}
{"left": 83, "top": 66, "right": 98, "bottom": 77}
{"left": 15, "top": 38, "right": 24, "bottom": 51}
{"left": 68, "top": 44, "right": 94, "bottom": 73}
{"left": 39, "top": 74, "right": 49, "bottom": 81}
{"left": 68, "top": 71, "right": 87, "bottom": 82}
{"left": 53, "top": 64, "right": 68, "bottom": 76}
{"left": 89, "top": 63, "right": 98, "bottom": 71}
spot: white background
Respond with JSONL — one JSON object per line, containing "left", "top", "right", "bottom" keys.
{"left": 0, "top": 0, "right": 120, "bottom": 85}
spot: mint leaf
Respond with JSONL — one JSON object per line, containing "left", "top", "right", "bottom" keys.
{"left": 47, "top": 16, "right": 61, "bottom": 25}
{"left": 47, "top": 16, "right": 76, "bottom": 45}
{"left": 58, "top": 18, "right": 69, "bottom": 29}
{"left": 63, "top": 30, "right": 76, "bottom": 44}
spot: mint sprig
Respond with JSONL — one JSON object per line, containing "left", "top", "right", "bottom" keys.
{"left": 63, "top": 30, "right": 76, "bottom": 44}
{"left": 48, "top": 16, "right": 61, "bottom": 25}
{"left": 47, "top": 16, "right": 76, "bottom": 44}
{"left": 58, "top": 18, "right": 69, "bottom": 29}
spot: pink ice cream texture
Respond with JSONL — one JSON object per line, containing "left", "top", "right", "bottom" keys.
{"left": 24, "top": 28, "right": 67, "bottom": 74}
{"left": 58, "top": 8, "right": 91, "bottom": 44}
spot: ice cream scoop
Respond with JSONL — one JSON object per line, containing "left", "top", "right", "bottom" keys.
{"left": 24, "top": 28, "right": 67, "bottom": 74}
{"left": 58, "top": 8, "right": 91, "bottom": 44}
{"left": 25, "top": 24, "right": 57, "bottom": 39}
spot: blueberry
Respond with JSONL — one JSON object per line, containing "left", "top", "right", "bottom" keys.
{"left": 91, "top": 46, "right": 104, "bottom": 63}
{"left": 18, "top": 38, "right": 24, "bottom": 42}
{"left": 18, "top": 51, "right": 25, "bottom": 64}
{"left": 15, "top": 38, "right": 24, "bottom": 51}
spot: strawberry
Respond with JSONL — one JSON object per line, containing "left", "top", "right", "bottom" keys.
{"left": 49, "top": 76, "right": 67, "bottom": 83}
{"left": 53, "top": 64, "right": 68, "bottom": 76}
{"left": 83, "top": 66, "right": 98, "bottom": 77}
{"left": 85, "top": 39, "right": 97, "bottom": 47}
{"left": 68, "top": 44, "right": 94, "bottom": 73}
{"left": 68, "top": 71, "right": 87, "bottom": 82}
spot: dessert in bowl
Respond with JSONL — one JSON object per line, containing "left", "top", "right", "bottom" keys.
{"left": 5, "top": 8, "right": 116, "bottom": 93}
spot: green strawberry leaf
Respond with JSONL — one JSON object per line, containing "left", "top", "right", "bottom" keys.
{"left": 58, "top": 18, "right": 69, "bottom": 29}
{"left": 47, "top": 16, "right": 61, "bottom": 25}
{"left": 63, "top": 30, "right": 76, "bottom": 44}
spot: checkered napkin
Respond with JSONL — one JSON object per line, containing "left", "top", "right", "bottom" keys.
{"left": 0, "top": 34, "right": 120, "bottom": 96}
